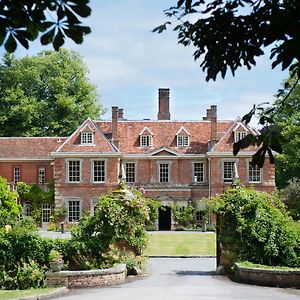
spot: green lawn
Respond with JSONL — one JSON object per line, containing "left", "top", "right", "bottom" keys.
{"left": 146, "top": 232, "right": 216, "bottom": 256}
{"left": 0, "top": 288, "right": 57, "bottom": 300}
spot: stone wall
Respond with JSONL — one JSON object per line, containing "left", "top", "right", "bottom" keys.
{"left": 46, "top": 264, "right": 126, "bottom": 288}
{"left": 234, "top": 264, "right": 300, "bottom": 288}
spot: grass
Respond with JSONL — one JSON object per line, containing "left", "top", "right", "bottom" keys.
{"left": 146, "top": 232, "right": 216, "bottom": 256}
{"left": 0, "top": 288, "right": 57, "bottom": 300}
{"left": 236, "top": 261, "right": 300, "bottom": 271}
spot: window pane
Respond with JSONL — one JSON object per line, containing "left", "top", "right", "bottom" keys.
{"left": 68, "top": 161, "right": 80, "bottom": 182}
{"left": 23, "top": 203, "right": 31, "bottom": 216}
{"left": 81, "top": 132, "right": 93, "bottom": 144}
{"left": 14, "top": 167, "right": 20, "bottom": 183}
{"left": 234, "top": 131, "right": 247, "bottom": 143}
{"left": 93, "top": 160, "right": 105, "bottom": 182}
{"left": 125, "top": 163, "right": 135, "bottom": 183}
{"left": 223, "top": 162, "right": 235, "bottom": 182}
{"left": 159, "top": 163, "right": 169, "bottom": 182}
{"left": 38, "top": 167, "right": 46, "bottom": 184}
{"left": 140, "top": 135, "right": 152, "bottom": 146}
{"left": 249, "top": 162, "right": 261, "bottom": 182}
{"left": 177, "top": 135, "right": 189, "bottom": 147}
{"left": 68, "top": 200, "right": 80, "bottom": 222}
{"left": 42, "top": 203, "right": 51, "bottom": 223}
{"left": 194, "top": 162, "right": 204, "bottom": 182}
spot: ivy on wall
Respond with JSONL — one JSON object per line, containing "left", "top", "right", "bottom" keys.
{"left": 16, "top": 181, "right": 55, "bottom": 224}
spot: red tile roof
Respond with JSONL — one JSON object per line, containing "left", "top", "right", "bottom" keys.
{"left": 0, "top": 137, "right": 66, "bottom": 159}
{"left": 55, "top": 118, "right": 117, "bottom": 153}
{"left": 96, "top": 120, "right": 233, "bottom": 154}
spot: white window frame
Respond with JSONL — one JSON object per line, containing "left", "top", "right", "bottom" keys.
{"left": 125, "top": 162, "right": 136, "bottom": 183}
{"left": 66, "top": 159, "right": 82, "bottom": 183}
{"left": 42, "top": 203, "right": 51, "bottom": 223}
{"left": 89, "top": 198, "right": 99, "bottom": 216}
{"left": 234, "top": 131, "right": 247, "bottom": 143}
{"left": 222, "top": 160, "right": 238, "bottom": 183}
{"left": 13, "top": 166, "right": 21, "bottom": 183}
{"left": 92, "top": 159, "right": 106, "bottom": 183}
{"left": 140, "top": 135, "right": 153, "bottom": 147}
{"left": 193, "top": 162, "right": 204, "bottom": 183}
{"left": 38, "top": 167, "right": 46, "bottom": 184}
{"left": 248, "top": 162, "right": 262, "bottom": 183}
{"left": 177, "top": 135, "right": 189, "bottom": 147}
{"left": 81, "top": 131, "right": 94, "bottom": 145}
{"left": 157, "top": 161, "right": 171, "bottom": 183}
{"left": 23, "top": 203, "right": 31, "bottom": 216}
{"left": 65, "top": 197, "right": 82, "bottom": 222}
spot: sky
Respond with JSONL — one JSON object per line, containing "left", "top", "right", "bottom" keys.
{"left": 0, "top": 0, "right": 289, "bottom": 122}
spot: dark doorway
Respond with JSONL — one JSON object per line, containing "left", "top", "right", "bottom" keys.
{"left": 158, "top": 206, "right": 171, "bottom": 230}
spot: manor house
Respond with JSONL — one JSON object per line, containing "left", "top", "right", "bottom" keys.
{"left": 0, "top": 89, "right": 275, "bottom": 229}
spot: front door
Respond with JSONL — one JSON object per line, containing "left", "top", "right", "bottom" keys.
{"left": 158, "top": 206, "right": 171, "bottom": 230}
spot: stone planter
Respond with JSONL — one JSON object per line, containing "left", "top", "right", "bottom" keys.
{"left": 233, "top": 263, "right": 300, "bottom": 288}
{"left": 50, "top": 259, "right": 64, "bottom": 272}
{"left": 46, "top": 264, "right": 127, "bottom": 288}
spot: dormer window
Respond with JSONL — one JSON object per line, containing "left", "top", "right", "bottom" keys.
{"left": 81, "top": 132, "right": 93, "bottom": 145}
{"left": 140, "top": 135, "right": 153, "bottom": 147}
{"left": 176, "top": 127, "right": 190, "bottom": 147}
{"left": 177, "top": 135, "right": 189, "bottom": 147}
{"left": 234, "top": 131, "right": 247, "bottom": 143}
{"left": 139, "top": 127, "right": 153, "bottom": 147}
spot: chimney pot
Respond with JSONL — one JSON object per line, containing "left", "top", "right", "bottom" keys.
{"left": 118, "top": 108, "right": 124, "bottom": 119}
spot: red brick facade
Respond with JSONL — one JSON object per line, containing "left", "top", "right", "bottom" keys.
{"left": 0, "top": 89, "right": 275, "bottom": 227}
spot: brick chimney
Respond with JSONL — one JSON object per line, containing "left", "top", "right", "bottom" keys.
{"left": 157, "top": 88, "right": 171, "bottom": 120}
{"left": 203, "top": 108, "right": 212, "bottom": 121}
{"left": 118, "top": 108, "right": 124, "bottom": 119}
{"left": 112, "top": 106, "right": 119, "bottom": 148}
{"left": 210, "top": 105, "right": 217, "bottom": 143}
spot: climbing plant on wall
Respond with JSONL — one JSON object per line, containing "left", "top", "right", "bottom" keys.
{"left": 208, "top": 186, "right": 300, "bottom": 267}
{"left": 16, "top": 181, "right": 55, "bottom": 224}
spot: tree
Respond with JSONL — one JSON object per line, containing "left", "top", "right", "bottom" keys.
{"left": 274, "top": 75, "right": 300, "bottom": 188}
{"left": 0, "top": 177, "right": 22, "bottom": 226}
{"left": 0, "top": 49, "right": 104, "bottom": 136}
{"left": 0, "top": 0, "right": 91, "bottom": 52}
{"left": 154, "top": 0, "right": 300, "bottom": 166}
{"left": 281, "top": 178, "right": 300, "bottom": 220}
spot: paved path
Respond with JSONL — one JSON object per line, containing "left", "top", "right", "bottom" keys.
{"left": 53, "top": 258, "right": 300, "bottom": 300}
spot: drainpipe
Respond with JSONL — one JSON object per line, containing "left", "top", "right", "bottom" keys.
{"left": 208, "top": 157, "right": 211, "bottom": 225}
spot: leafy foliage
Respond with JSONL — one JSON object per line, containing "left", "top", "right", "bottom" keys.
{"left": 0, "top": 0, "right": 91, "bottom": 52}
{"left": 68, "top": 183, "right": 150, "bottom": 269}
{"left": 155, "top": 0, "right": 300, "bottom": 166}
{"left": 0, "top": 177, "right": 22, "bottom": 226}
{"left": 17, "top": 181, "right": 54, "bottom": 224}
{"left": 155, "top": 0, "right": 300, "bottom": 81}
{"left": 0, "top": 49, "right": 104, "bottom": 137}
{"left": 273, "top": 75, "right": 300, "bottom": 188}
{"left": 208, "top": 186, "right": 300, "bottom": 267}
{"left": 171, "top": 204, "right": 195, "bottom": 227}
{"left": 281, "top": 178, "right": 300, "bottom": 220}
{"left": 0, "top": 259, "right": 45, "bottom": 290}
